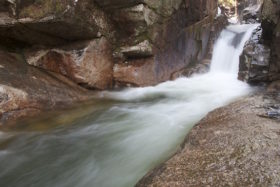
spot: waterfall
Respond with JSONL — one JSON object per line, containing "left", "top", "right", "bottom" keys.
{"left": 210, "top": 24, "right": 259, "bottom": 74}
{"left": 0, "top": 24, "right": 258, "bottom": 187}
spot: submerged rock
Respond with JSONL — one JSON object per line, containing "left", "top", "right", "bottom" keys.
{"left": 136, "top": 93, "right": 280, "bottom": 186}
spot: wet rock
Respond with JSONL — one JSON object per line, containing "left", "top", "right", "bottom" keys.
{"left": 171, "top": 59, "right": 211, "bottom": 79}
{"left": 136, "top": 93, "right": 280, "bottom": 186}
{"left": 113, "top": 57, "right": 156, "bottom": 87}
{"left": 24, "top": 37, "right": 114, "bottom": 90}
{"left": 114, "top": 14, "right": 228, "bottom": 87}
{"left": 241, "top": 7, "right": 261, "bottom": 24}
{"left": 239, "top": 26, "right": 271, "bottom": 83}
{"left": 0, "top": 50, "right": 91, "bottom": 125}
{"left": 239, "top": 0, "right": 263, "bottom": 23}
{"left": 219, "top": 0, "right": 262, "bottom": 22}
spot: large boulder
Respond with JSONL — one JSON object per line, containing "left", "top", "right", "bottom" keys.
{"left": 239, "top": 26, "right": 271, "bottom": 83}
{"left": 24, "top": 37, "right": 114, "bottom": 89}
{"left": 0, "top": 50, "right": 91, "bottom": 125}
{"left": 0, "top": 0, "right": 115, "bottom": 47}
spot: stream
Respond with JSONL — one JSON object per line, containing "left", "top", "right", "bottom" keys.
{"left": 0, "top": 24, "right": 258, "bottom": 187}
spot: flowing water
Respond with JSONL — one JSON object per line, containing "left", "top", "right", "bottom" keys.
{"left": 0, "top": 24, "right": 259, "bottom": 187}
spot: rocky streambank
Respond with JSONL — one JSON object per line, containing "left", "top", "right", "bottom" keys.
{"left": 137, "top": 0, "right": 280, "bottom": 186}
{"left": 137, "top": 90, "right": 280, "bottom": 187}
{"left": 0, "top": 0, "right": 279, "bottom": 186}
{"left": 0, "top": 50, "right": 92, "bottom": 125}
{"left": 0, "top": 0, "right": 228, "bottom": 125}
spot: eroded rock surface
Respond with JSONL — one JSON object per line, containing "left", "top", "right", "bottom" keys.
{"left": 24, "top": 38, "right": 114, "bottom": 89}
{"left": 0, "top": 0, "right": 226, "bottom": 89}
{"left": 137, "top": 92, "right": 280, "bottom": 186}
{"left": 239, "top": 26, "right": 271, "bottom": 83}
{"left": 114, "top": 15, "right": 228, "bottom": 87}
{"left": 0, "top": 50, "right": 91, "bottom": 125}
{"left": 0, "top": 0, "right": 115, "bottom": 47}
{"left": 0, "top": 0, "right": 227, "bottom": 124}
{"left": 239, "top": 0, "right": 280, "bottom": 84}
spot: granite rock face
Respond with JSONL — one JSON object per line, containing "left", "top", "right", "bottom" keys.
{"left": 240, "top": 0, "right": 263, "bottom": 23}
{"left": 0, "top": 0, "right": 227, "bottom": 124}
{"left": 239, "top": 0, "right": 280, "bottom": 83}
{"left": 0, "top": 0, "right": 115, "bottom": 47}
{"left": 0, "top": 50, "right": 91, "bottom": 125}
{"left": 261, "top": 0, "right": 280, "bottom": 81}
{"left": 24, "top": 38, "right": 114, "bottom": 90}
{"left": 136, "top": 93, "right": 280, "bottom": 187}
{"left": 113, "top": 1, "right": 226, "bottom": 87}
{"left": 0, "top": 0, "right": 225, "bottom": 89}
{"left": 239, "top": 26, "right": 271, "bottom": 83}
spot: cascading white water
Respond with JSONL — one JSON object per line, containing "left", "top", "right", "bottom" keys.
{"left": 0, "top": 24, "right": 258, "bottom": 187}
{"left": 210, "top": 24, "right": 259, "bottom": 73}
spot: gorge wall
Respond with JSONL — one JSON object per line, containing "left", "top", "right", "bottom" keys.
{"left": 1, "top": 0, "right": 224, "bottom": 88}
{"left": 0, "top": 0, "right": 226, "bottom": 124}
{"left": 239, "top": 0, "right": 280, "bottom": 83}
